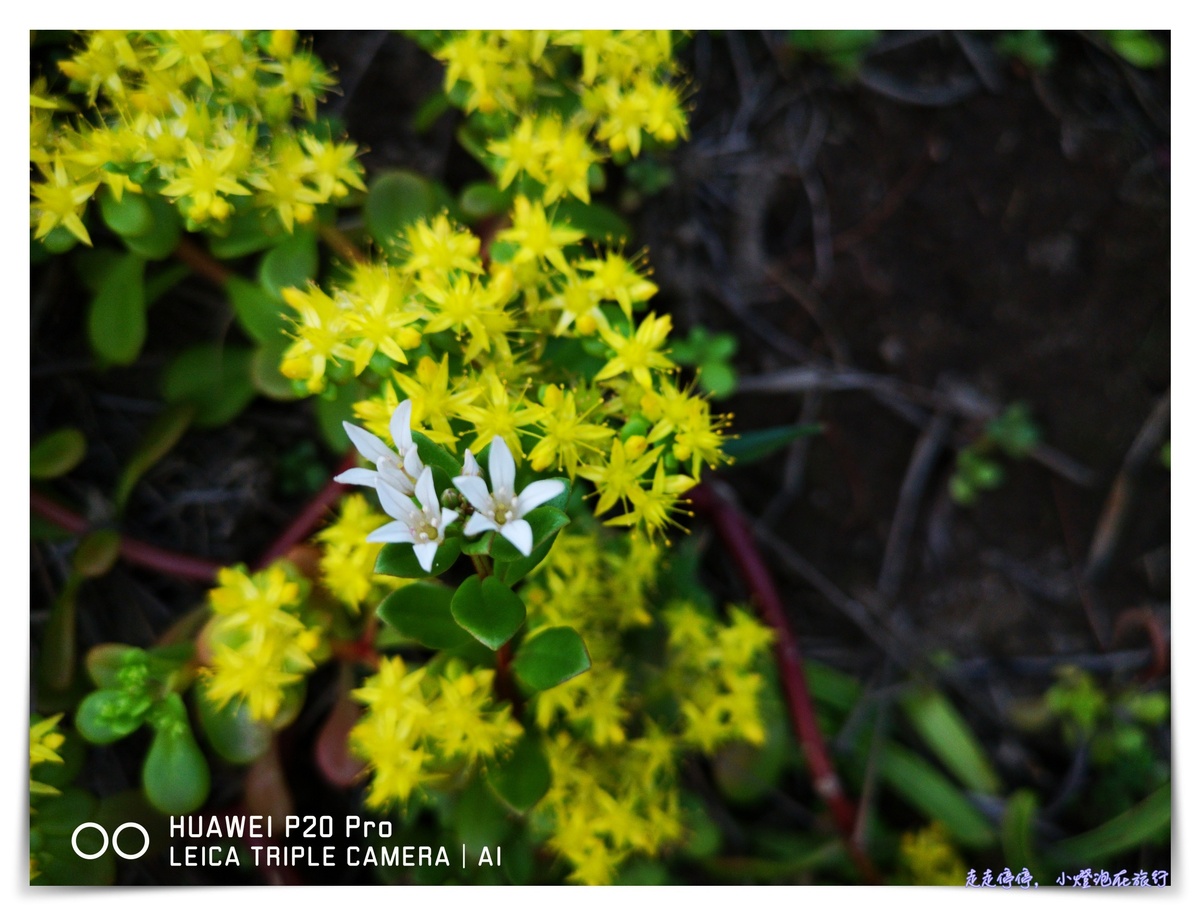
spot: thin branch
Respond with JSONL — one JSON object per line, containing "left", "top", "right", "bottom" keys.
{"left": 173, "top": 237, "right": 232, "bottom": 287}
{"left": 31, "top": 490, "right": 222, "bottom": 582}
{"left": 256, "top": 450, "right": 358, "bottom": 568}
{"left": 691, "top": 482, "right": 882, "bottom": 884}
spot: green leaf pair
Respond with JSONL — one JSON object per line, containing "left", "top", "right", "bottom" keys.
{"left": 376, "top": 578, "right": 590, "bottom": 692}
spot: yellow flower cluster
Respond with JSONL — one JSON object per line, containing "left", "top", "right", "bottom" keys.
{"left": 898, "top": 821, "right": 968, "bottom": 886}
{"left": 349, "top": 656, "right": 522, "bottom": 809}
{"left": 283, "top": 206, "right": 729, "bottom": 538}
{"left": 663, "top": 602, "right": 776, "bottom": 752}
{"left": 540, "top": 730, "right": 684, "bottom": 885}
{"left": 31, "top": 30, "right": 363, "bottom": 244}
{"left": 314, "top": 494, "right": 392, "bottom": 610}
{"left": 202, "top": 563, "right": 324, "bottom": 722}
{"left": 29, "top": 714, "right": 66, "bottom": 799}
{"left": 435, "top": 30, "right": 687, "bottom": 196}
{"left": 518, "top": 527, "right": 773, "bottom": 884}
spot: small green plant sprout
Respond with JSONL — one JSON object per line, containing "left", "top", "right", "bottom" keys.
{"left": 1039, "top": 666, "right": 1170, "bottom": 823}
{"left": 950, "top": 402, "right": 1040, "bottom": 505}
{"left": 74, "top": 644, "right": 210, "bottom": 815}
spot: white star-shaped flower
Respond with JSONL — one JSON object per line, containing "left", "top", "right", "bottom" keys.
{"left": 454, "top": 436, "right": 564, "bottom": 556}
{"left": 334, "top": 400, "right": 424, "bottom": 496}
{"left": 366, "top": 466, "right": 459, "bottom": 572}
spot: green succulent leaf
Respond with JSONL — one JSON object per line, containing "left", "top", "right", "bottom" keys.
{"left": 451, "top": 575, "right": 526, "bottom": 651}
{"left": 486, "top": 732, "right": 551, "bottom": 813}
{"left": 75, "top": 689, "right": 150, "bottom": 745}
{"left": 161, "top": 344, "right": 256, "bottom": 428}
{"left": 88, "top": 252, "right": 146, "bottom": 366}
{"left": 259, "top": 227, "right": 318, "bottom": 300}
{"left": 143, "top": 708, "right": 210, "bottom": 815}
{"left": 366, "top": 170, "right": 438, "bottom": 250}
{"left": 376, "top": 581, "right": 471, "bottom": 650}
{"left": 195, "top": 687, "right": 273, "bottom": 765}
{"left": 512, "top": 626, "right": 591, "bottom": 693}
{"left": 30, "top": 427, "right": 87, "bottom": 480}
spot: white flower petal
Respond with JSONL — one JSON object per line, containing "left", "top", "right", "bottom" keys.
{"left": 377, "top": 479, "right": 419, "bottom": 523}
{"left": 440, "top": 508, "right": 460, "bottom": 527}
{"left": 414, "top": 466, "right": 438, "bottom": 511}
{"left": 343, "top": 421, "right": 394, "bottom": 464}
{"left": 464, "top": 513, "right": 500, "bottom": 537}
{"left": 498, "top": 519, "right": 533, "bottom": 556}
{"left": 403, "top": 445, "right": 425, "bottom": 479}
{"left": 366, "top": 520, "right": 415, "bottom": 544}
{"left": 453, "top": 475, "right": 493, "bottom": 513}
{"left": 412, "top": 541, "right": 439, "bottom": 573}
{"left": 390, "top": 400, "right": 414, "bottom": 452}
{"left": 379, "top": 462, "right": 415, "bottom": 496}
{"left": 488, "top": 435, "right": 516, "bottom": 494}
{"left": 333, "top": 467, "right": 378, "bottom": 487}
{"left": 517, "top": 479, "right": 565, "bottom": 516}
{"left": 462, "top": 449, "right": 481, "bottom": 477}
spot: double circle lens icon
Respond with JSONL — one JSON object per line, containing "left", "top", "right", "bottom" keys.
{"left": 71, "top": 822, "right": 150, "bottom": 860}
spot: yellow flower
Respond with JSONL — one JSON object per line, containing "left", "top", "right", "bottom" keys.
{"left": 529, "top": 385, "right": 614, "bottom": 479}
{"left": 160, "top": 139, "right": 251, "bottom": 222}
{"left": 29, "top": 715, "right": 66, "bottom": 798}
{"left": 579, "top": 438, "right": 662, "bottom": 515}
{"left": 30, "top": 157, "right": 99, "bottom": 245}
{"left": 595, "top": 312, "right": 675, "bottom": 390}
{"left": 390, "top": 355, "right": 478, "bottom": 446}
{"left": 497, "top": 196, "right": 584, "bottom": 274}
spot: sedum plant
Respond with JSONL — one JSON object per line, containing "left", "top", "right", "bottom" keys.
{"left": 34, "top": 29, "right": 778, "bottom": 886}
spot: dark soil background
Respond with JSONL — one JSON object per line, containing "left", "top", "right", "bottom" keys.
{"left": 30, "top": 30, "right": 1170, "bottom": 883}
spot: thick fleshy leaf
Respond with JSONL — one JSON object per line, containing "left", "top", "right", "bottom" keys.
{"left": 117, "top": 195, "right": 181, "bottom": 260}
{"left": 30, "top": 427, "right": 87, "bottom": 480}
{"left": 512, "top": 627, "right": 591, "bottom": 693}
{"left": 376, "top": 581, "right": 470, "bottom": 650}
{"left": 208, "top": 210, "right": 280, "bottom": 259}
{"left": 161, "top": 345, "right": 256, "bottom": 428}
{"left": 85, "top": 644, "right": 142, "bottom": 690}
{"left": 375, "top": 538, "right": 460, "bottom": 579}
{"left": 365, "top": 170, "right": 438, "bottom": 249}
{"left": 258, "top": 228, "right": 318, "bottom": 300}
{"left": 75, "top": 689, "right": 149, "bottom": 744}
{"left": 72, "top": 530, "right": 120, "bottom": 579}
{"left": 228, "top": 275, "right": 289, "bottom": 345}
{"left": 486, "top": 732, "right": 551, "bottom": 813}
{"left": 143, "top": 716, "right": 210, "bottom": 815}
{"left": 251, "top": 337, "right": 303, "bottom": 401}
{"left": 451, "top": 576, "right": 526, "bottom": 651}
{"left": 195, "top": 687, "right": 273, "bottom": 765}
{"left": 99, "top": 187, "right": 154, "bottom": 237}
{"left": 88, "top": 252, "right": 146, "bottom": 366}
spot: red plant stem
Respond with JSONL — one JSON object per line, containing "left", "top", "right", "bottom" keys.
{"left": 173, "top": 237, "right": 232, "bottom": 287}
{"left": 690, "top": 482, "right": 881, "bottom": 884}
{"left": 31, "top": 490, "right": 222, "bottom": 582}
{"left": 255, "top": 450, "right": 358, "bottom": 568}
